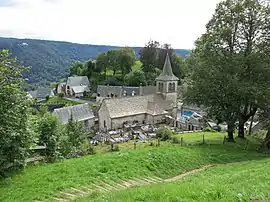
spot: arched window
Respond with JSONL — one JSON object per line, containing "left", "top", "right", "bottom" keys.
{"left": 104, "top": 120, "right": 106, "bottom": 128}
{"left": 169, "top": 83, "right": 173, "bottom": 91}
{"left": 158, "top": 82, "right": 161, "bottom": 91}
{"left": 172, "top": 83, "right": 176, "bottom": 92}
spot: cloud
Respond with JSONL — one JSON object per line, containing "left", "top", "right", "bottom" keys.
{"left": 0, "top": 0, "right": 221, "bottom": 49}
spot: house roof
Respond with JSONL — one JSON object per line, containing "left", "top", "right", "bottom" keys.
{"left": 156, "top": 53, "right": 179, "bottom": 81}
{"left": 101, "top": 94, "right": 173, "bottom": 119}
{"left": 67, "top": 76, "right": 90, "bottom": 87}
{"left": 72, "top": 86, "right": 90, "bottom": 94}
{"left": 36, "top": 87, "right": 54, "bottom": 99}
{"left": 53, "top": 103, "right": 95, "bottom": 124}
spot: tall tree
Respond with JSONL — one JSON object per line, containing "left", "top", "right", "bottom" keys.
{"left": 0, "top": 49, "right": 32, "bottom": 176}
{"left": 107, "top": 50, "right": 120, "bottom": 75}
{"left": 235, "top": 0, "right": 270, "bottom": 138}
{"left": 139, "top": 40, "right": 160, "bottom": 73}
{"left": 96, "top": 52, "right": 108, "bottom": 78}
{"left": 118, "top": 47, "right": 136, "bottom": 76}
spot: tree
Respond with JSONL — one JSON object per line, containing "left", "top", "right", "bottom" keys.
{"left": 107, "top": 50, "right": 120, "bottom": 75}
{"left": 124, "top": 70, "right": 146, "bottom": 86}
{"left": 96, "top": 52, "right": 108, "bottom": 78}
{"left": 235, "top": 0, "right": 270, "bottom": 138}
{"left": 118, "top": 47, "right": 135, "bottom": 76}
{"left": 37, "top": 112, "right": 62, "bottom": 162}
{"left": 139, "top": 40, "right": 160, "bottom": 73}
{"left": 185, "top": 0, "right": 270, "bottom": 141}
{"left": 69, "top": 61, "right": 84, "bottom": 76}
{"left": 156, "top": 126, "right": 173, "bottom": 141}
{"left": 0, "top": 49, "right": 32, "bottom": 176}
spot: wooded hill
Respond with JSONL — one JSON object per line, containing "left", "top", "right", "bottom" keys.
{"left": 0, "top": 37, "right": 190, "bottom": 85}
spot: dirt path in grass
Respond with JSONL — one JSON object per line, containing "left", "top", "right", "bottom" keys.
{"left": 40, "top": 162, "right": 243, "bottom": 202}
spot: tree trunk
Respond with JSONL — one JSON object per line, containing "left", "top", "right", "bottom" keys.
{"left": 238, "top": 117, "right": 246, "bottom": 139}
{"left": 227, "top": 123, "right": 235, "bottom": 142}
{"left": 248, "top": 115, "right": 254, "bottom": 136}
{"left": 261, "top": 128, "right": 270, "bottom": 151}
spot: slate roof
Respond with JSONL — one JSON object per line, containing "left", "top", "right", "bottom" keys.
{"left": 36, "top": 87, "right": 54, "bottom": 99}
{"left": 72, "top": 86, "right": 90, "bottom": 94}
{"left": 28, "top": 87, "right": 54, "bottom": 99}
{"left": 140, "top": 85, "right": 156, "bottom": 95}
{"left": 122, "top": 86, "right": 139, "bottom": 96}
{"left": 67, "top": 76, "right": 90, "bottom": 87}
{"left": 53, "top": 103, "right": 95, "bottom": 124}
{"left": 156, "top": 53, "right": 179, "bottom": 81}
{"left": 97, "top": 85, "right": 123, "bottom": 97}
{"left": 102, "top": 94, "right": 173, "bottom": 119}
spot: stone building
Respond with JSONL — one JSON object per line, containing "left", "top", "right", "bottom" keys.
{"left": 98, "top": 54, "right": 179, "bottom": 131}
{"left": 53, "top": 103, "right": 95, "bottom": 132}
{"left": 65, "top": 76, "right": 90, "bottom": 97}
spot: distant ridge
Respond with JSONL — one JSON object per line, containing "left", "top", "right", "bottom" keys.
{"left": 0, "top": 37, "right": 191, "bottom": 85}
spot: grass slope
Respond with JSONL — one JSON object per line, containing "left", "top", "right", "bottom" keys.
{"left": 0, "top": 140, "right": 268, "bottom": 201}
{"left": 83, "top": 159, "right": 270, "bottom": 202}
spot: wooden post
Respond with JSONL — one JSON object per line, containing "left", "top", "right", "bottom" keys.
{"left": 244, "top": 140, "right": 249, "bottom": 150}
{"left": 111, "top": 143, "right": 114, "bottom": 151}
{"left": 223, "top": 136, "right": 226, "bottom": 144}
{"left": 134, "top": 142, "right": 136, "bottom": 150}
{"left": 181, "top": 137, "right": 183, "bottom": 146}
{"left": 157, "top": 138, "right": 160, "bottom": 146}
{"left": 202, "top": 134, "right": 205, "bottom": 144}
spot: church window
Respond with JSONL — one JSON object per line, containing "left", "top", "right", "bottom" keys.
{"left": 169, "top": 83, "right": 173, "bottom": 92}
{"left": 104, "top": 120, "right": 106, "bottom": 128}
{"left": 173, "top": 83, "right": 176, "bottom": 91}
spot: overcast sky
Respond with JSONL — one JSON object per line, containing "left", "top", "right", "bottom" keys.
{"left": 0, "top": 0, "right": 221, "bottom": 49}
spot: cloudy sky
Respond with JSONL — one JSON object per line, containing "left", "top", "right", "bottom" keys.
{"left": 0, "top": 0, "right": 221, "bottom": 49}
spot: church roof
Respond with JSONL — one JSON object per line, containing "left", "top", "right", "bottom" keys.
{"left": 155, "top": 53, "right": 179, "bottom": 81}
{"left": 101, "top": 94, "right": 172, "bottom": 119}
{"left": 53, "top": 103, "right": 95, "bottom": 124}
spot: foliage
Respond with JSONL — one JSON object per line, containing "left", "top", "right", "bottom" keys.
{"left": 0, "top": 140, "right": 266, "bottom": 201}
{"left": 184, "top": 0, "right": 270, "bottom": 141}
{"left": 0, "top": 49, "right": 32, "bottom": 176}
{"left": 124, "top": 70, "right": 146, "bottom": 86}
{"left": 156, "top": 126, "right": 173, "bottom": 141}
{"left": 171, "top": 136, "right": 181, "bottom": 144}
{"left": 37, "top": 112, "right": 63, "bottom": 162}
{"left": 139, "top": 40, "right": 186, "bottom": 80}
{"left": 0, "top": 37, "right": 190, "bottom": 86}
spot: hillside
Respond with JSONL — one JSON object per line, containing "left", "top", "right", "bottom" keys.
{"left": 0, "top": 37, "right": 191, "bottom": 85}
{"left": 0, "top": 132, "right": 268, "bottom": 202}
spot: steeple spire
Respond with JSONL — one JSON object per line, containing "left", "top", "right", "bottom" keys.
{"left": 155, "top": 53, "right": 179, "bottom": 81}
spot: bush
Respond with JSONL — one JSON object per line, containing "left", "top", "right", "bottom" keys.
{"left": 111, "top": 144, "right": 120, "bottom": 152}
{"left": 172, "top": 136, "right": 181, "bottom": 144}
{"left": 203, "top": 127, "right": 215, "bottom": 132}
{"left": 156, "top": 126, "right": 173, "bottom": 141}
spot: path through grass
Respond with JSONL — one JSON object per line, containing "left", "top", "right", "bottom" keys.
{"left": 82, "top": 158, "right": 270, "bottom": 202}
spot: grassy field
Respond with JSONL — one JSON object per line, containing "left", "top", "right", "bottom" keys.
{"left": 0, "top": 132, "right": 268, "bottom": 201}
{"left": 80, "top": 158, "right": 270, "bottom": 202}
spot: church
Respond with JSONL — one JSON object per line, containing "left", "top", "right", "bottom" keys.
{"left": 98, "top": 54, "right": 179, "bottom": 132}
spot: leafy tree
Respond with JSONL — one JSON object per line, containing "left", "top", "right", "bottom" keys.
{"left": 139, "top": 40, "right": 160, "bottom": 73}
{"left": 0, "top": 49, "right": 32, "bottom": 175}
{"left": 65, "top": 114, "right": 87, "bottom": 147}
{"left": 37, "top": 112, "right": 62, "bottom": 162}
{"left": 185, "top": 0, "right": 270, "bottom": 141}
{"left": 156, "top": 126, "right": 173, "bottom": 141}
{"left": 96, "top": 52, "right": 108, "bottom": 77}
{"left": 118, "top": 47, "right": 135, "bottom": 76}
{"left": 124, "top": 70, "right": 146, "bottom": 86}
{"left": 107, "top": 50, "right": 120, "bottom": 75}
{"left": 69, "top": 61, "right": 84, "bottom": 76}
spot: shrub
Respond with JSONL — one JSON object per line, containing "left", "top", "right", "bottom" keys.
{"left": 172, "top": 136, "right": 181, "bottom": 144}
{"left": 156, "top": 126, "right": 173, "bottom": 141}
{"left": 58, "top": 93, "right": 64, "bottom": 98}
{"left": 111, "top": 144, "right": 120, "bottom": 152}
{"left": 203, "top": 127, "right": 215, "bottom": 132}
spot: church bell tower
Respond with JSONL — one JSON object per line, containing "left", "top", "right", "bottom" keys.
{"left": 155, "top": 53, "right": 179, "bottom": 118}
